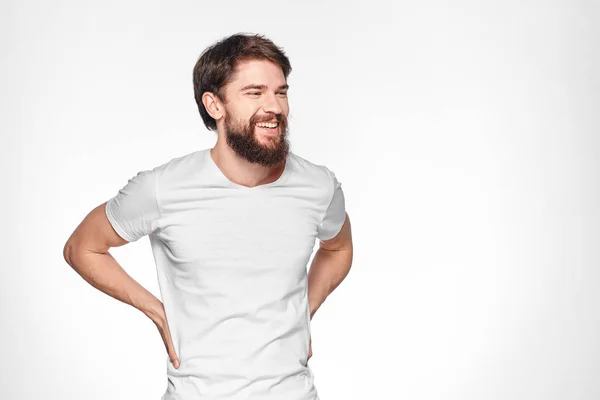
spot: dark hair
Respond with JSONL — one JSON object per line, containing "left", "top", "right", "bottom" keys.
{"left": 192, "top": 33, "right": 292, "bottom": 131}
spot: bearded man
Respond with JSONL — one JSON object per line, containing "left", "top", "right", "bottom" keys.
{"left": 63, "top": 32, "right": 353, "bottom": 400}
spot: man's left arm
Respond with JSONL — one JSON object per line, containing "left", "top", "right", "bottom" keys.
{"left": 308, "top": 212, "right": 353, "bottom": 320}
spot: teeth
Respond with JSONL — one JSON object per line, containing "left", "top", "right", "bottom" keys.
{"left": 256, "top": 122, "right": 278, "bottom": 128}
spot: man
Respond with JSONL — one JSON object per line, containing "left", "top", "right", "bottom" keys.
{"left": 63, "top": 33, "right": 353, "bottom": 400}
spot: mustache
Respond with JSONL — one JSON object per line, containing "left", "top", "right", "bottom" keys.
{"left": 251, "top": 114, "right": 286, "bottom": 124}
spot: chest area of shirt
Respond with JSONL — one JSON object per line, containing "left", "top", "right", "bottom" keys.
{"left": 158, "top": 191, "right": 323, "bottom": 265}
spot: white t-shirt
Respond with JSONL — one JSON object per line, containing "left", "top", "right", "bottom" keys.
{"left": 105, "top": 148, "right": 346, "bottom": 400}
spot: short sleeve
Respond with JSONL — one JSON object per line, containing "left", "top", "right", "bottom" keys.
{"left": 317, "top": 169, "right": 346, "bottom": 241}
{"left": 105, "top": 169, "right": 161, "bottom": 242}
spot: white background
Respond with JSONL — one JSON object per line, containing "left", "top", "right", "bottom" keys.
{"left": 2, "top": 1, "right": 599, "bottom": 399}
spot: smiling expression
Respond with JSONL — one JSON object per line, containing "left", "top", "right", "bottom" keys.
{"left": 219, "top": 59, "right": 291, "bottom": 166}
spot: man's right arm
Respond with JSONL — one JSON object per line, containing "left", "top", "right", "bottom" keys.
{"left": 62, "top": 201, "right": 164, "bottom": 322}
{"left": 63, "top": 201, "right": 181, "bottom": 368}
{"left": 64, "top": 168, "right": 180, "bottom": 368}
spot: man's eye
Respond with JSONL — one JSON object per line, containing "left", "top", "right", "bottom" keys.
{"left": 248, "top": 92, "right": 261, "bottom": 96}
{"left": 278, "top": 92, "right": 288, "bottom": 97}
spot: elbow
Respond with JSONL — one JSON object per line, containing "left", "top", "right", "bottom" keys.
{"left": 63, "top": 240, "right": 74, "bottom": 266}
{"left": 63, "top": 235, "right": 83, "bottom": 267}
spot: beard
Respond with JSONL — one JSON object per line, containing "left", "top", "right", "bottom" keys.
{"left": 223, "top": 110, "right": 290, "bottom": 167}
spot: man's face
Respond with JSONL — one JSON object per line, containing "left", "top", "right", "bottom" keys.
{"left": 220, "top": 59, "right": 290, "bottom": 167}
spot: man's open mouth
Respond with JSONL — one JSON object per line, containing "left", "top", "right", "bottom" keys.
{"left": 255, "top": 122, "right": 279, "bottom": 134}
{"left": 256, "top": 122, "right": 279, "bottom": 128}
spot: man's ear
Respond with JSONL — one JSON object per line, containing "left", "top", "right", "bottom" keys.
{"left": 202, "top": 92, "right": 225, "bottom": 121}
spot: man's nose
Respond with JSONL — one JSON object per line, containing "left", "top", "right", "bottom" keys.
{"left": 261, "top": 93, "right": 283, "bottom": 115}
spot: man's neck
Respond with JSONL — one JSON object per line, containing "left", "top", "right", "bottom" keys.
{"left": 210, "top": 143, "right": 286, "bottom": 188}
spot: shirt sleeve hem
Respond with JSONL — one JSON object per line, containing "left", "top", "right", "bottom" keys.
{"left": 105, "top": 199, "right": 138, "bottom": 243}
{"left": 318, "top": 212, "right": 346, "bottom": 241}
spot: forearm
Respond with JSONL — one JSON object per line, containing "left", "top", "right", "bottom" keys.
{"left": 65, "top": 248, "right": 163, "bottom": 321}
{"left": 307, "top": 246, "right": 353, "bottom": 320}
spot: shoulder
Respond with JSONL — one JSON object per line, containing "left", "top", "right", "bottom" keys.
{"left": 287, "top": 152, "right": 342, "bottom": 210}
{"left": 150, "top": 149, "right": 205, "bottom": 180}
{"left": 287, "top": 151, "right": 335, "bottom": 186}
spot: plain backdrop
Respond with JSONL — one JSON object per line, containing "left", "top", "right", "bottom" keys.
{"left": 1, "top": 1, "right": 599, "bottom": 399}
